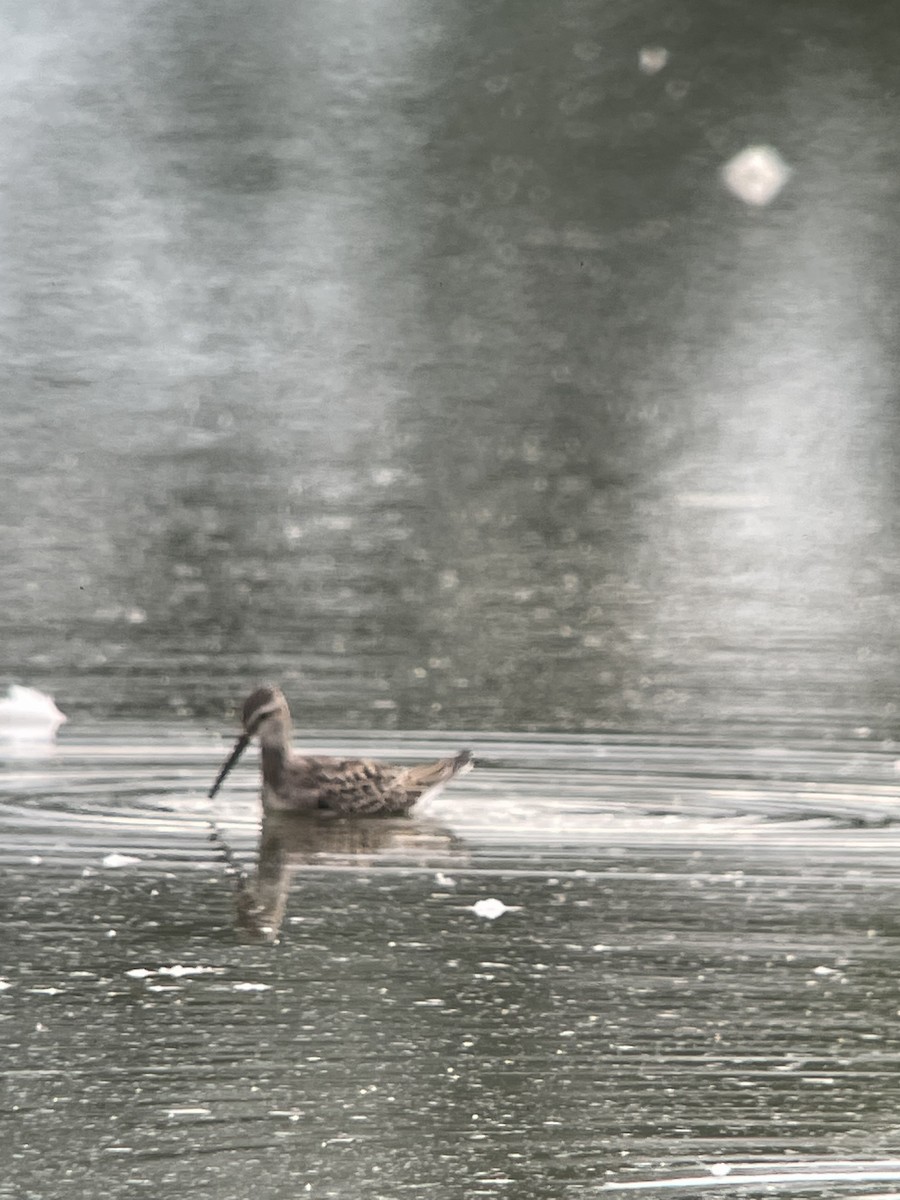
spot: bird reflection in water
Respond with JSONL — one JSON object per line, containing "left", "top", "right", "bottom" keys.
{"left": 228, "top": 812, "right": 464, "bottom": 942}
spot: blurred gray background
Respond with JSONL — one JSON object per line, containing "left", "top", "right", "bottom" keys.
{"left": 3, "top": 0, "right": 900, "bottom": 739}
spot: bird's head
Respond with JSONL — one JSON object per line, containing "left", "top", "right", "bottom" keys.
{"left": 208, "top": 684, "right": 291, "bottom": 799}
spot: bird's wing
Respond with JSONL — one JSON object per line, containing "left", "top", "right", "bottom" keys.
{"left": 296, "top": 757, "right": 412, "bottom": 815}
{"left": 298, "top": 752, "right": 471, "bottom": 815}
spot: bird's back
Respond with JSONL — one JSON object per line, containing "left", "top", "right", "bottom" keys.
{"left": 270, "top": 750, "right": 472, "bottom": 816}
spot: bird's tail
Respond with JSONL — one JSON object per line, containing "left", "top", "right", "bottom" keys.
{"left": 406, "top": 749, "right": 474, "bottom": 786}
{"left": 450, "top": 749, "right": 474, "bottom": 774}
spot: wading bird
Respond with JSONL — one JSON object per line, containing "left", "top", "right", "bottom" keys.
{"left": 209, "top": 684, "right": 473, "bottom": 816}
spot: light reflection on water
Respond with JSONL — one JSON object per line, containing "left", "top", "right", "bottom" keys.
{"left": 4, "top": 730, "right": 900, "bottom": 1197}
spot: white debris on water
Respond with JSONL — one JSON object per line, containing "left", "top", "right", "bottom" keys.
{"left": 435, "top": 872, "right": 457, "bottom": 887}
{"left": 167, "top": 1108, "right": 212, "bottom": 1118}
{"left": 102, "top": 853, "right": 142, "bottom": 869}
{"left": 710, "top": 1164, "right": 732, "bottom": 1177}
{"left": 471, "top": 898, "right": 512, "bottom": 920}
{"left": 0, "top": 980, "right": 12, "bottom": 991}
{"left": 126, "top": 965, "right": 222, "bottom": 980}
{"left": 233, "top": 982, "right": 271, "bottom": 991}
{"left": 0, "top": 685, "right": 67, "bottom": 740}
{"left": 638, "top": 46, "right": 669, "bottom": 74}
{"left": 159, "top": 965, "right": 219, "bottom": 977}
{"left": 721, "top": 144, "right": 791, "bottom": 206}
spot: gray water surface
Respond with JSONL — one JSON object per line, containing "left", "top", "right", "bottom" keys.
{"left": 5, "top": 0, "right": 900, "bottom": 1195}
{"left": 4, "top": 0, "right": 900, "bottom": 740}
{"left": 5, "top": 731, "right": 900, "bottom": 1199}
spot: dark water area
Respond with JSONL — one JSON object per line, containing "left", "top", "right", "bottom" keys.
{"left": 5, "top": 0, "right": 900, "bottom": 1196}
{"left": 3, "top": 0, "right": 900, "bottom": 737}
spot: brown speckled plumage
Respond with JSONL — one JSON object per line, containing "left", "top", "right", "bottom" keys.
{"left": 209, "top": 684, "right": 473, "bottom": 816}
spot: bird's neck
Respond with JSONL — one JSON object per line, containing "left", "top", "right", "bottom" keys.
{"left": 259, "top": 724, "right": 291, "bottom": 787}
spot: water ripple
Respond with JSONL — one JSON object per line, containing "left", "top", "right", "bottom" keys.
{"left": 4, "top": 728, "right": 900, "bottom": 1198}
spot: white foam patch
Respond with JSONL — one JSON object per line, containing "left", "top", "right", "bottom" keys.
{"left": 0, "top": 685, "right": 67, "bottom": 740}
{"left": 471, "top": 898, "right": 513, "bottom": 920}
{"left": 102, "top": 853, "right": 142, "bottom": 868}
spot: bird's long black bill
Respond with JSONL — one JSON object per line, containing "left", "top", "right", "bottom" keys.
{"left": 208, "top": 734, "right": 251, "bottom": 799}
